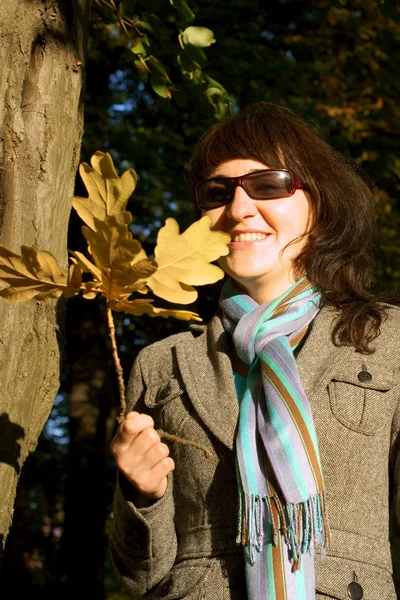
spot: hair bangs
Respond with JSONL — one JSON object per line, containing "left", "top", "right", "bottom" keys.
{"left": 189, "top": 116, "right": 288, "bottom": 185}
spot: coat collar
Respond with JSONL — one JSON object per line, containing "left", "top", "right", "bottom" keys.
{"left": 175, "top": 305, "right": 348, "bottom": 451}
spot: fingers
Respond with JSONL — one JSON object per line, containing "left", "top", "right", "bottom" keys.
{"left": 111, "top": 411, "right": 155, "bottom": 449}
{"left": 110, "top": 411, "right": 175, "bottom": 501}
{"left": 134, "top": 452, "right": 175, "bottom": 497}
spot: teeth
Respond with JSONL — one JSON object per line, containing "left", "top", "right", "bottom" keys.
{"left": 232, "top": 233, "right": 267, "bottom": 242}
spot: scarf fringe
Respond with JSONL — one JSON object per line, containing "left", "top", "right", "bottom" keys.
{"left": 237, "top": 491, "right": 331, "bottom": 570}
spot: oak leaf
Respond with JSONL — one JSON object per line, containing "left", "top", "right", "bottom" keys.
{"left": 0, "top": 244, "right": 78, "bottom": 302}
{"left": 72, "top": 151, "right": 137, "bottom": 231}
{"left": 147, "top": 216, "right": 230, "bottom": 304}
{"left": 82, "top": 214, "right": 157, "bottom": 302}
{"left": 111, "top": 298, "right": 201, "bottom": 321}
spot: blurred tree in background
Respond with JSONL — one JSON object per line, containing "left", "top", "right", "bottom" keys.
{"left": 2, "top": 0, "right": 400, "bottom": 598}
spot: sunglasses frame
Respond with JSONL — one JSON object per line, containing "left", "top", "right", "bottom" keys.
{"left": 195, "top": 168, "right": 308, "bottom": 210}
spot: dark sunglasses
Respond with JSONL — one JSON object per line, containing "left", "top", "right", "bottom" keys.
{"left": 195, "top": 169, "right": 308, "bottom": 210}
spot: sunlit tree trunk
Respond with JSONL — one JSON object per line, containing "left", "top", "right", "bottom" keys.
{"left": 0, "top": 0, "right": 89, "bottom": 558}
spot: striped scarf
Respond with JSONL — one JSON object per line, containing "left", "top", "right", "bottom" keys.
{"left": 219, "top": 276, "right": 330, "bottom": 599}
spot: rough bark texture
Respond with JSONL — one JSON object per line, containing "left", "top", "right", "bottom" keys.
{"left": 0, "top": 0, "right": 89, "bottom": 554}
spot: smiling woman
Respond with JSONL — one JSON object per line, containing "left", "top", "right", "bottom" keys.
{"left": 199, "top": 159, "right": 312, "bottom": 304}
{"left": 109, "top": 102, "right": 400, "bottom": 600}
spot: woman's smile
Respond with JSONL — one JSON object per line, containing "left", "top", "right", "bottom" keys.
{"left": 230, "top": 230, "right": 271, "bottom": 246}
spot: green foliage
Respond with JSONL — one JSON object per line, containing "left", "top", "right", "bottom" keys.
{"left": 95, "top": 0, "right": 230, "bottom": 118}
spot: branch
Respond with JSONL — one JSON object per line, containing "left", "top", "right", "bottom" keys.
{"left": 106, "top": 304, "right": 126, "bottom": 423}
{"left": 157, "top": 429, "right": 216, "bottom": 460}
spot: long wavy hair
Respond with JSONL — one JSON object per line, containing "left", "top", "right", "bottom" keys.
{"left": 188, "top": 102, "right": 391, "bottom": 353}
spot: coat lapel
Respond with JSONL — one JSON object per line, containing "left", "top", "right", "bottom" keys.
{"left": 296, "top": 304, "right": 348, "bottom": 400}
{"left": 175, "top": 313, "right": 239, "bottom": 450}
{"left": 175, "top": 305, "right": 347, "bottom": 451}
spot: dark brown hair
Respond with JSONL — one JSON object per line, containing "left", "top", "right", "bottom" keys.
{"left": 188, "top": 102, "right": 391, "bottom": 353}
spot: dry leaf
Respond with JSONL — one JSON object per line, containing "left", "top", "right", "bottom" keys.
{"left": 147, "top": 216, "right": 230, "bottom": 304}
{"left": 0, "top": 244, "right": 74, "bottom": 302}
{"left": 111, "top": 299, "right": 201, "bottom": 321}
{"left": 81, "top": 214, "right": 157, "bottom": 302}
{"left": 63, "top": 263, "right": 83, "bottom": 298}
{"left": 73, "top": 152, "right": 137, "bottom": 231}
{"left": 69, "top": 251, "right": 102, "bottom": 281}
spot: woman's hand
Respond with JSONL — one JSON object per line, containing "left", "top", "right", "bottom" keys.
{"left": 110, "top": 411, "right": 175, "bottom": 508}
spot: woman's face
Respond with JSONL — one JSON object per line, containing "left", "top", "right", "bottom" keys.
{"left": 202, "top": 159, "right": 313, "bottom": 303}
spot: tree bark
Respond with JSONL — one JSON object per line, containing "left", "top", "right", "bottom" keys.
{"left": 0, "top": 0, "right": 89, "bottom": 556}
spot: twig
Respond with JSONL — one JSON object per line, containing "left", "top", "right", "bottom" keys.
{"left": 106, "top": 304, "right": 126, "bottom": 422}
{"left": 106, "top": 306, "right": 215, "bottom": 459}
{"left": 157, "top": 429, "right": 216, "bottom": 460}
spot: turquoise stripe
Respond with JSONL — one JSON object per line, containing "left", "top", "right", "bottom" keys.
{"left": 262, "top": 395, "right": 310, "bottom": 499}
{"left": 238, "top": 388, "right": 259, "bottom": 492}
{"left": 265, "top": 541, "right": 277, "bottom": 600}
{"left": 233, "top": 371, "right": 247, "bottom": 404}
{"left": 294, "top": 561, "right": 307, "bottom": 600}
{"left": 236, "top": 294, "right": 256, "bottom": 313}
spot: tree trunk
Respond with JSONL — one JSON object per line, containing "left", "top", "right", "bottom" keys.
{"left": 0, "top": 0, "right": 89, "bottom": 557}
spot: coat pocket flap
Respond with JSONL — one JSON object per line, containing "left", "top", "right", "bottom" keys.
{"left": 315, "top": 554, "right": 395, "bottom": 599}
{"left": 331, "top": 362, "right": 399, "bottom": 391}
{"left": 144, "top": 377, "right": 184, "bottom": 408}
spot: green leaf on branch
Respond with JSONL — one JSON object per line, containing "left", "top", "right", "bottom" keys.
{"left": 134, "top": 59, "right": 149, "bottom": 82}
{"left": 130, "top": 40, "right": 146, "bottom": 55}
{"left": 147, "top": 56, "right": 171, "bottom": 80}
{"left": 173, "top": 0, "right": 195, "bottom": 22}
{"left": 150, "top": 76, "right": 172, "bottom": 99}
{"left": 135, "top": 20, "right": 154, "bottom": 33}
{"left": 181, "top": 26, "right": 216, "bottom": 48}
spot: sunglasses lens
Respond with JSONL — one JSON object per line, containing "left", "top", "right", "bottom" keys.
{"left": 197, "top": 179, "right": 233, "bottom": 209}
{"left": 197, "top": 170, "right": 297, "bottom": 209}
{"left": 246, "top": 171, "right": 292, "bottom": 198}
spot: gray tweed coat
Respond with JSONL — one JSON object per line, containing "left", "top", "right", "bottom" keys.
{"left": 110, "top": 305, "right": 400, "bottom": 600}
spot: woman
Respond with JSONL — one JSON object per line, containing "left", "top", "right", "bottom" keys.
{"left": 109, "top": 103, "right": 400, "bottom": 599}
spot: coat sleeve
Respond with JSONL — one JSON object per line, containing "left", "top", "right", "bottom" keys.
{"left": 390, "top": 393, "right": 400, "bottom": 598}
{"left": 109, "top": 350, "right": 178, "bottom": 597}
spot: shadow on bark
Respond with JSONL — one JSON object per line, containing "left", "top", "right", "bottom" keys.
{"left": 0, "top": 414, "right": 25, "bottom": 475}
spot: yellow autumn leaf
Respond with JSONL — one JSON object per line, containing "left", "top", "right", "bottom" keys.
{"left": 69, "top": 251, "right": 102, "bottom": 281}
{"left": 81, "top": 214, "right": 157, "bottom": 302}
{"left": 72, "top": 151, "right": 137, "bottom": 231}
{"left": 147, "top": 216, "right": 230, "bottom": 304}
{"left": 0, "top": 244, "right": 76, "bottom": 302}
{"left": 63, "top": 263, "right": 83, "bottom": 298}
{"left": 111, "top": 299, "right": 202, "bottom": 321}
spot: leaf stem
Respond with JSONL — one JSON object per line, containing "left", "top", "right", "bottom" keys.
{"left": 107, "top": 304, "right": 126, "bottom": 423}
{"left": 156, "top": 429, "right": 216, "bottom": 460}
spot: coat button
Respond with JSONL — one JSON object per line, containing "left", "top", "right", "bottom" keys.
{"left": 347, "top": 581, "right": 364, "bottom": 599}
{"left": 357, "top": 370, "right": 372, "bottom": 383}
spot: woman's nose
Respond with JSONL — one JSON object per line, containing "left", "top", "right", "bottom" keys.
{"left": 225, "top": 185, "right": 258, "bottom": 221}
